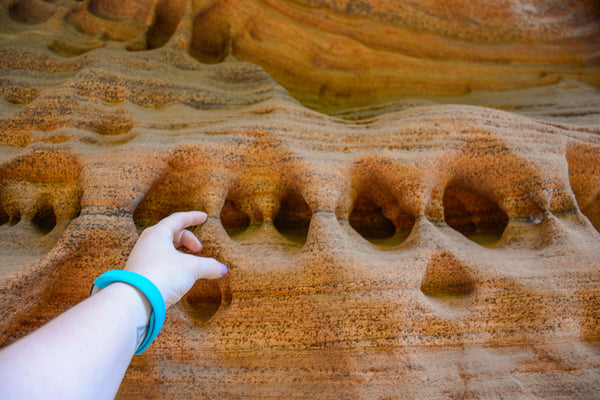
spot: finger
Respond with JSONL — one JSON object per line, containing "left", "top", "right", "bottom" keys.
{"left": 178, "top": 229, "right": 202, "bottom": 252}
{"left": 159, "top": 211, "right": 207, "bottom": 235}
{"left": 185, "top": 255, "right": 227, "bottom": 280}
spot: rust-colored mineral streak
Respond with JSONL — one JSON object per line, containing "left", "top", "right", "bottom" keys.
{"left": 1, "top": 0, "right": 600, "bottom": 398}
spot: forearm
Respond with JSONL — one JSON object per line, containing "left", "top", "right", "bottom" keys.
{"left": 0, "top": 282, "right": 150, "bottom": 400}
{"left": 0, "top": 211, "right": 226, "bottom": 399}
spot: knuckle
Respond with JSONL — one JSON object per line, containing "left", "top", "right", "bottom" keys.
{"left": 141, "top": 225, "right": 157, "bottom": 236}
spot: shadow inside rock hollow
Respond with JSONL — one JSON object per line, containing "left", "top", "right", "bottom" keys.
{"left": 0, "top": 150, "right": 82, "bottom": 280}
{"left": 221, "top": 184, "right": 312, "bottom": 250}
{"left": 179, "top": 277, "right": 231, "bottom": 327}
{"left": 442, "top": 183, "right": 509, "bottom": 248}
{"left": 348, "top": 186, "right": 416, "bottom": 250}
{"left": 567, "top": 142, "right": 600, "bottom": 234}
{"left": 9, "top": 0, "right": 56, "bottom": 25}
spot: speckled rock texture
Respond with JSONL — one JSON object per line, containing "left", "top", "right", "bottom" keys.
{"left": 1, "top": 0, "right": 600, "bottom": 398}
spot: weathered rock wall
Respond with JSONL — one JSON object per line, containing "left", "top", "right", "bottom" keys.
{"left": 0, "top": 0, "right": 599, "bottom": 398}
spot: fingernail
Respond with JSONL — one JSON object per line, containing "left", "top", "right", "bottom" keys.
{"left": 220, "top": 263, "right": 228, "bottom": 276}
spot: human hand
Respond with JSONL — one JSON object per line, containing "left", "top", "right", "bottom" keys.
{"left": 124, "top": 211, "right": 227, "bottom": 308}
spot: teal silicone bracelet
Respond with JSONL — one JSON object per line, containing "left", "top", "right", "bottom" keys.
{"left": 93, "top": 270, "right": 166, "bottom": 355}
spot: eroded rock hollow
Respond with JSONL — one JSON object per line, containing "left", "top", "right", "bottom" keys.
{"left": 1, "top": 0, "right": 599, "bottom": 398}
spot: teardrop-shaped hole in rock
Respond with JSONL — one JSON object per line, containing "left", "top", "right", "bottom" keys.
{"left": 579, "top": 196, "right": 600, "bottom": 233}
{"left": 9, "top": 0, "right": 55, "bottom": 24}
{"left": 134, "top": 195, "right": 196, "bottom": 233}
{"left": 146, "top": 0, "right": 185, "bottom": 49}
{"left": 133, "top": 165, "right": 209, "bottom": 233}
{"left": 566, "top": 143, "right": 600, "bottom": 232}
{"left": 180, "top": 279, "right": 224, "bottom": 326}
{"left": 31, "top": 203, "right": 57, "bottom": 235}
{"left": 220, "top": 197, "right": 251, "bottom": 239}
{"left": 88, "top": 0, "right": 152, "bottom": 21}
{"left": 273, "top": 188, "right": 311, "bottom": 245}
{"left": 349, "top": 190, "right": 414, "bottom": 248}
{"left": 8, "top": 210, "right": 21, "bottom": 226}
{"left": 350, "top": 195, "right": 395, "bottom": 240}
{"left": 443, "top": 184, "right": 508, "bottom": 247}
{"left": 420, "top": 251, "right": 476, "bottom": 298}
{"left": 0, "top": 206, "right": 8, "bottom": 226}
{"left": 190, "top": 11, "right": 230, "bottom": 64}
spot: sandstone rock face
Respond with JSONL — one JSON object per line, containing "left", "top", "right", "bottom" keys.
{"left": 1, "top": 0, "right": 599, "bottom": 398}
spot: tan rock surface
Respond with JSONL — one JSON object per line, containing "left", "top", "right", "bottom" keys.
{"left": 0, "top": 0, "right": 599, "bottom": 398}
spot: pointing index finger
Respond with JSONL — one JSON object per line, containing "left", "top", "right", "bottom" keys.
{"left": 158, "top": 211, "right": 208, "bottom": 236}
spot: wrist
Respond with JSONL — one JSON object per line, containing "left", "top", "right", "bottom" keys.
{"left": 102, "top": 283, "right": 152, "bottom": 334}
{"left": 91, "top": 270, "right": 166, "bottom": 354}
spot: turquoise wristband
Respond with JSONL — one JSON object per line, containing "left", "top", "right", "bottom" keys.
{"left": 93, "top": 270, "right": 166, "bottom": 355}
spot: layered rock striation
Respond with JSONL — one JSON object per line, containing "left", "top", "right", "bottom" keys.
{"left": 0, "top": 0, "right": 599, "bottom": 398}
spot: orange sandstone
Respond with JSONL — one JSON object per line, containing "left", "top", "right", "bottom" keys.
{"left": 0, "top": 0, "right": 599, "bottom": 398}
